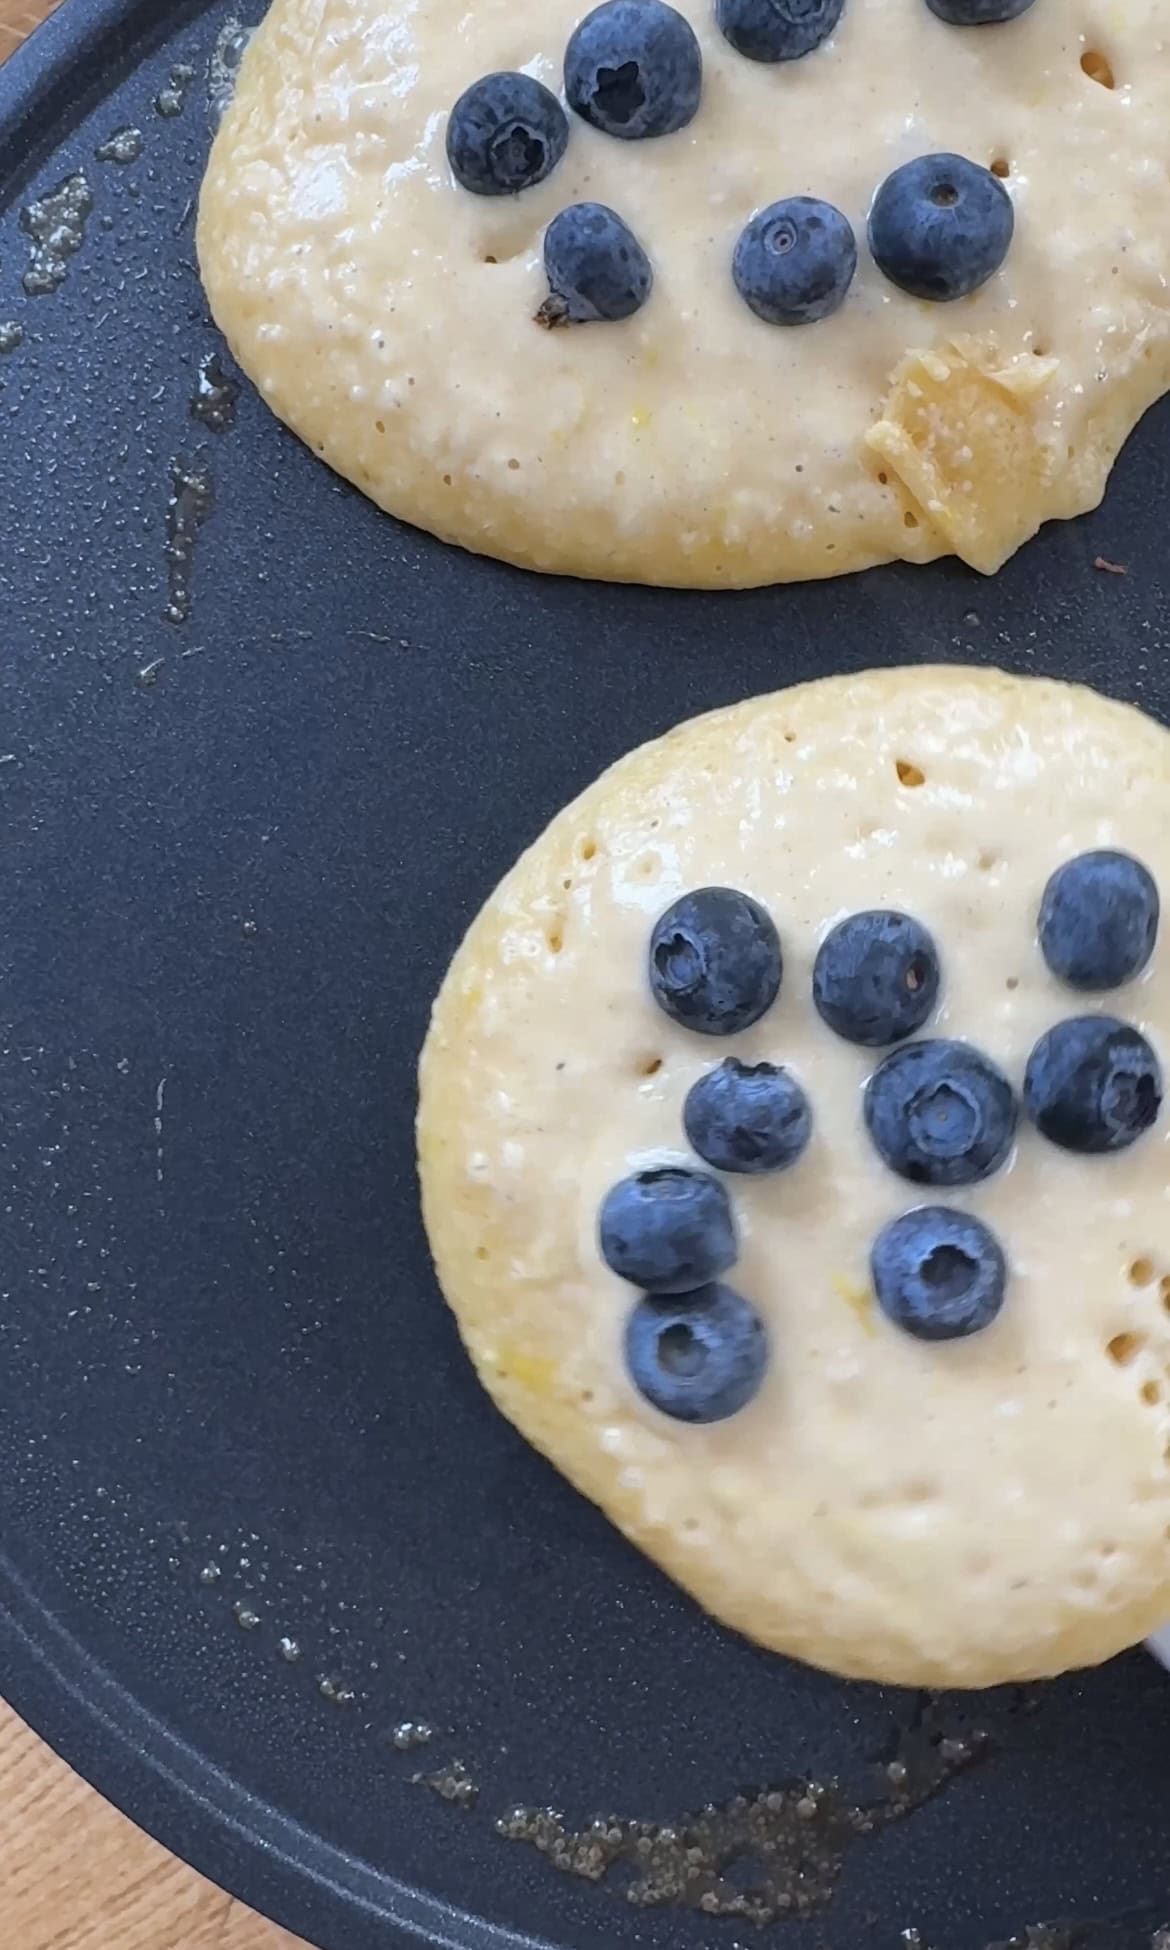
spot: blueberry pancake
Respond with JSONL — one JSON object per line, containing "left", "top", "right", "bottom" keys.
{"left": 418, "top": 668, "right": 1170, "bottom": 1687}
{"left": 197, "top": 0, "right": 1169, "bottom": 585}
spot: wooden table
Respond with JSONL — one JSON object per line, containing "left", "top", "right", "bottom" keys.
{"left": 0, "top": 4, "right": 309, "bottom": 1942}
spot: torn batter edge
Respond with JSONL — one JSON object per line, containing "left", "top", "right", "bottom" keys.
{"left": 865, "top": 335, "right": 1061, "bottom": 575}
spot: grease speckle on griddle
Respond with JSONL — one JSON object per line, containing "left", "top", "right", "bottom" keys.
{"left": 198, "top": 1562, "right": 221, "bottom": 1585}
{"left": 495, "top": 1706, "right": 988, "bottom": 1924}
{"left": 0, "top": 322, "right": 23, "bottom": 355}
{"left": 417, "top": 1760, "right": 479, "bottom": 1810}
{"left": 20, "top": 174, "right": 94, "bottom": 296}
{"left": 155, "top": 64, "right": 196, "bottom": 118}
{"left": 190, "top": 352, "right": 240, "bottom": 433}
{"left": 318, "top": 1675, "right": 356, "bottom": 1706}
{"left": 164, "top": 457, "right": 214, "bottom": 624}
{"left": 391, "top": 1720, "right": 434, "bottom": 1751}
{"left": 233, "top": 1601, "right": 261, "bottom": 1631}
{"left": 209, "top": 20, "right": 253, "bottom": 121}
{"left": 278, "top": 1636, "right": 302, "bottom": 1663}
{"left": 96, "top": 128, "right": 144, "bottom": 166}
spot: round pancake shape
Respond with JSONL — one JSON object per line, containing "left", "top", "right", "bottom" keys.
{"left": 198, "top": 0, "right": 1170, "bottom": 585}
{"left": 418, "top": 667, "right": 1170, "bottom": 1687}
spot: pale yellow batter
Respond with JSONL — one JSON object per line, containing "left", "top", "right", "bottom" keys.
{"left": 418, "top": 669, "right": 1170, "bottom": 1687}
{"left": 197, "top": 0, "right": 1170, "bottom": 585}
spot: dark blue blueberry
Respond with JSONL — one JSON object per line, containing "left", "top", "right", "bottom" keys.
{"left": 715, "top": 0, "right": 844, "bottom": 63}
{"left": 927, "top": 0, "right": 1036, "bottom": 20}
{"left": 813, "top": 909, "right": 940, "bottom": 1047}
{"left": 538, "top": 203, "right": 653, "bottom": 325}
{"left": 1024, "top": 1016, "right": 1162, "bottom": 1155}
{"left": 599, "top": 1166, "right": 737, "bottom": 1292}
{"left": 1038, "top": 851, "right": 1159, "bottom": 992}
{"left": 871, "top": 1206, "right": 1007, "bottom": 1342}
{"left": 625, "top": 1284, "right": 768, "bottom": 1422}
{"left": 868, "top": 153, "right": 1014, "bottom": 302}
{"left": 565, "top": 0, "right": 702, "bottom": 140}
{"left": 684, "top": 1059, "right": 811, "bottom": 1174}
{"left": 446, "top": 72, "right": 569, "bottom": 196}
{"left": 650, "top": 887, "right": 782, "bottom": 1036}
{"left": 864, "top": 1039, "right": 1017, "bottom": 1186}
{"left": 732, "top": 197, "right": 856, "bottom": 327}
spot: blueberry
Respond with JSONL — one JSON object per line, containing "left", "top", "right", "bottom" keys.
{"left": 1024, "top": 1016, "right": 1162, "bottom": 1155}
{"left": 868, "top": 153, "right": 1014, "bottom": 302}
{"left": 732, "top": 197, "right": 856, "bottom": 327}
{"left": 650, "top": 887, "right": 782, "bottom": 1036}
{"left": 865, "top": 1039, "right": 1017, "bottom": 1186}
{"left": 684, "top": 1059, "right": 811, "bottom": 1174}
{"left": 871, "top": 1206, "right": 1007, "bottom": 1342}
{"left": 600, "top": 1166, "right": 737, "bottom": 1292}
{"left": 813, "top": 910, "right": 940, "bottom": 1047}
{"left": 538, "top": 202, "right": 653, "bottom": 325}
{"left": 565, "top": 0, "right": 702, "bottom": 140}
{"left": 926, "top": 0, "right": 1036, "bottom": 20}
{"left": 715, "top": 0, "right": 844, "bottom": 63}
{"left": 1038, "top": 851, "right": 1159, "bottom": 993}
{"left": 446, "top": 73, "right": 569, "bottom": 197}
{"left": 625, "top": 1285, "right": 768, "bottom": 1423}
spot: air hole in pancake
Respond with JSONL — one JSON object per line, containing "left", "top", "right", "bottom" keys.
{"left": 579, "top": 836, "right": 598, "bottom": 861}
{"left": 1081, "top": 48, "right": 1115, "bottom": 88}
{"left": 1006, "top": 976, "right": 1019, "bottom": 990}
{"left": 977, "top": 850, "right": 998, "bottom": 871}
{"left": 1142, "top": 1380, "right": 1162, "bottom": 1406}
{"left": 546, "top": 926, "right": 564, "bottom": 955}
{"left": 507, "top": 458, "right": 521, "bottom": 471}
{"left": 1129, "top": 1257, "right": 1156, "bottom": 1287}
{"left": 1162, "top": 1275, "right": 1170, "bottom": 1310}
{"left": 896, "top": 758, "right": 926, "bottom": 787}
{"left": 1107, "top": 1331, "right": 1145, "bottom": 1367}
{"left": 990, "top": 157, "right": 1010, "bottom": 179}
{"left": 375, "top": 419, "right": 385, "bottom": 434}
{"left": 475, "top": 1246, "right": 489, "bottom": 1261}
{"left": 638, "top": 1055, "right": 663, "bottom": 1078}
{"left": 903, "top": 511, "right": 919, "bottom": 529}
{"left": 443, "top": 473, "right": 453, "bottom": 487}
{"left": 635, "top": 852, "right": 660, "bottom": 879}
{"left": 478, "top": 225, "right": 535, "bottom": 266}
{"left": 876, "top": 471, "right": 889, "bottom": 485}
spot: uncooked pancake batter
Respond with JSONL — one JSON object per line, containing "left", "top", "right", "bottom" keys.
{"left": 418, "top": 669, "right": 1170, "bottom": 1687}
{"left": 197, "top": 0, "right": 1170, "bottom": 585}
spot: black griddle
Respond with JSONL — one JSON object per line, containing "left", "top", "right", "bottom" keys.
{"left": 2, "top": 6, "right": 1170, "bottom": 1948}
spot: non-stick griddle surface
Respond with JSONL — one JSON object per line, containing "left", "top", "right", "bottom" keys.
{"left": 2, "top": 6, "right": 1170, "bottom": 1948}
